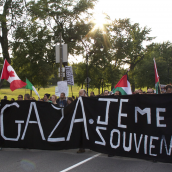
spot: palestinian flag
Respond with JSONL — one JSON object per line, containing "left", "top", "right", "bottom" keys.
{"left": 112, "top": 73, "right": 132, "bottom": 95}
{"left": 26, "top": 78, "right": 40, "bottom": 98}
{"left": 153, "top": 58, "right": 161, "bottom": 94}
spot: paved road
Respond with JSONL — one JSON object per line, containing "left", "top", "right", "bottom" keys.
{"left": 0, "top": 148, "right": 171, "bottom": 172}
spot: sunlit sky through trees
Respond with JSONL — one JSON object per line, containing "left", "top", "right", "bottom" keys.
{"left": 69, "top": 0, "right": 172, "bottom": 63}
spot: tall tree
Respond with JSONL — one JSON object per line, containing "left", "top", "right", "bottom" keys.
{"left": 134, "top": 42, "right": 172, "bottom": 88}
{"left": 0, "top": 0, "right": 26, "bottom": 63}
{"left": 12, "top": 21, "right": 55, "bottom": 88}
{"left": 11, "top": 0, "right": 98, "bottom": 88}
{"left": 109, "top": 18, "right": 154, "bottom": 91}
{"left": 27, "top": 0, "right": 97, "bottom": 56}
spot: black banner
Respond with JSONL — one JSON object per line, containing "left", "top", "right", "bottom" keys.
{"left": 1, "top": 94, "right": 172, "bottom": 163}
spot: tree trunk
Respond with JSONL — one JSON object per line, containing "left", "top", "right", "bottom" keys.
{"left": 0, "top": 0, "right": 11, "bottom": 64}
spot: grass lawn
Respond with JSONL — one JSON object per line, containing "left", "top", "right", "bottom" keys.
{"left": 0, "top": 84, "right": 111, "bottom": 101}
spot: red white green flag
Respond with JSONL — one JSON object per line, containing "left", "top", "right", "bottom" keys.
{"left": 153, "top": 58, "right": 161, "bottom": 94}
{"left": 0, "top": 59, "right": 27, "bottom": 91}
{"left": 112, "top": 73, "right": 132, "bottom": 95}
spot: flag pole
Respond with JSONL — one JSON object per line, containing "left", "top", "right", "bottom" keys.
{"left": 158, "top": 79, "right": 162, "bottom": 94}
{"left": 25, "top": 78, "right": 26, "bottom": 94}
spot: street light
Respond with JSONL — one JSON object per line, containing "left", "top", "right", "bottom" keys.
{"left": 80, "top": 36, "right": 91, "bottom": 95}
{"left": 101, "top": 78, "right": 104, "bottom": 94}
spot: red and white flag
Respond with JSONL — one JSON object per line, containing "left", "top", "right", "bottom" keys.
{"left": 0, "top": 59, "right": 27, "bottom": 91}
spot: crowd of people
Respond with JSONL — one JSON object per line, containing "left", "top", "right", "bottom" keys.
{"left": 0, "top": 85, "right": 172, "bottom": 155}
{"left": 2, "top": 93, "right": 74, "bottom": 108}
{"left": 1, "top": 84, "right": 172, "bottom": 108}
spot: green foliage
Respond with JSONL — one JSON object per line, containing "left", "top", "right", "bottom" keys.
{"left": 0, "top": 0, "right": 27, "bottom": 63}
{"left": 108, "top": 18, "right": 154, "bottom": 91}
{"left": 1, "top": 0, "right": 171, "bottom": 93}
{"left": 1, "top": 0, "right": 97, "bottom": 88}
{"left": 11, "top": 21, "right": 56, "bottom": 88}
{"left": 27, "top": 0, "right": 97, "bottom": 56}
{"left": 134, "top": 42, "right": 172, "bottom": 88}
{"left": 73, "top": 62, "right": 86, "bottom": 88}
{"left": 73, "top": 61, "right": 121, "bottom": 91}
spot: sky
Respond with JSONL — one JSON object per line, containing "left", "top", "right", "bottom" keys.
{"left": 1, "top": 0, "right": 172, "bottom": 63}
{"left": 69, "top": 0, "right": 172, "bottom": 63}
{"left": 94, "top": 0, "right": 172, "bottom": 43}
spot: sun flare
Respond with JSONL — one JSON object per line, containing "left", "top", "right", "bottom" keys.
{"left": 92, "top": 12, "right": 108, "bottom": 31}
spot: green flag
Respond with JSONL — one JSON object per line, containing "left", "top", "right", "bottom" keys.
{"left": 26, "top": 78, "right": 34, "bottom": 90}
{"left": 26, "top": 78, "right": 40, "bottom": 97}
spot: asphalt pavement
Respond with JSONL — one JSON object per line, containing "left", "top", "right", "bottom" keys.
{"left": 0, "top": 148, "right": 171, "bottom": 172}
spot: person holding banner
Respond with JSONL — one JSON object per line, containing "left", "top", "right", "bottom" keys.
{"left": 44, "top": 94, "right": 52, "bottom": 102}
{"left": 67, "top": 97, "right": 73, "bottom": 105}
{"left": 24, "top": 94, "right": 30, "bottom": 100}
{"left": 114, "top": 91, "right": 121, "bottom": 95}
{"left": 90, "top": 91, "right": 95, "bottom": 97}
{"left": 147, "top": 88, "right": 154, "bottom": 94}
{"left": 77, "top": 89, "right": 87, "bottom": 153}
{"left": 18, "top": 95, "right": 23, "bottom": 101}
{"left": 79, "top": 89, "right": 87, "bottom": 97}
{"left": 104, "top": 90, "right": 109, "bottom": 96}
{"left": 56, "top": 93, "right": 67, "bottom": 107}
{"left": 165, "top": 84, "right": 172, "bottom": 93}
{"left": 51, "top": 95, "right": 58, "bottom": 106}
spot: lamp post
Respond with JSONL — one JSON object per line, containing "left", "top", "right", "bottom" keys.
{"left": 101, "top": 78, "right": 104, "bottom": 94}
{"left": 60, "top": 32, "right": 63, "bottom": 81}
{"left": 86, "top": 53, "right": 89, "bottom": 95}
{"left": 80, "top": 36, "right": 90, "bottom": 95}
{"left": 100, "top": 45, "right": 104, "bottom": 94}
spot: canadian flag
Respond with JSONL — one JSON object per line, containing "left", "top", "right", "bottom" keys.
{"left": 0, "top": 59, "right": 27, "bottom": 91}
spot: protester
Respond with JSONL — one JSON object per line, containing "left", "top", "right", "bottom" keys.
{"left": 44, "top": 94, "right": 52, "bottom": 102}
{"left": 72, "top": 96, "right": 75, "bottom": 100}
{"left": 138, "top": 89, "right": 143, "bottom": 94}
{"left": 90, "top": 91, "right": 95, "bottom": 97}
{"left": 67, "top": 97, "right": 73, "bottom": 105}
{"left": 51, "top": 95, "right": 58, "bottom": 106}
{"left": 56, "top": 93, "right": 67, "bottom": 107}
{"left": 3, "top": 96, "right": 7, "bottom": 100}
{"left": 104, "top": 90, "right": 109, "bottom": 96}
{"left": 18, "top": 95, "right": 23, "bottom": 100}
{"left": 32, "top": 97, "right": 36, "bottom": 100}
{"left": 114, "top": 91, "right": 121, "bottom": 95}
{"left": 79, "top": 89, "right": 87, "bottom": 97}
{"left": 147, "top": 88, "right": 154, "bottom": 94}
{"left": 165, "top": 84, "right": 172, "bottom": 93}
{"left": 77, "top": 89, "right": 87, "bottom": 153}
{"left": 24, "top": 94, "right": 30, "bottom": 100}
{"left": 11, "top": 98, "right": 15, "bottom": 101}
{"left": 134, "top": 90, "right": 139, "bottom": 94}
